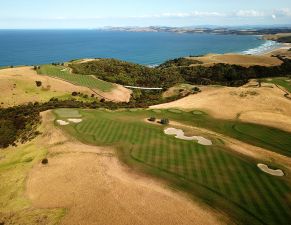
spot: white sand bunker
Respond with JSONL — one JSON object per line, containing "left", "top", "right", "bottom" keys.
{"left": 68, "top": 118, "right": 83, "bottom": 123}
{"left": 56, "top": 120, "right": 69, "bottom": 126}
{"left": 164, "top": 128, "right": 212, "bottom": 146}
{"left": 257, "top": 164, "right": 284, "bottom": 177}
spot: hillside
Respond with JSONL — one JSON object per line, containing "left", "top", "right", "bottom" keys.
{"left": 70, "top": 56, "right": 291, "bottom": 88}
{"left": 152, "top": 80, "right": 291, "bottom": 132}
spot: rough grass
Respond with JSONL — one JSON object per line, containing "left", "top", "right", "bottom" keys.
{"left": 38, "top": 65, "right": 113, "bottom": 92}
{"left": 262, "top": 77, "right": 291, "bottom": 92}
{"left": 54, "top": 108, "right": 82, "bottom": 118}
{"left": 0, "top": 143, "right": 65, "bottom": 224}
{"left": 56, "top": 108, "right": 291, "bottom": 225}
{"left": 1, "top": 78, "right": 69, "bottom": 104}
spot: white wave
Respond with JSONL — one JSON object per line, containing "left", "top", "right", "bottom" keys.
{"left": 147, "top": 64, "right": 159, "bottom": 68}
{"left": 242, "top": 40, "right": 281, "bottom": 55}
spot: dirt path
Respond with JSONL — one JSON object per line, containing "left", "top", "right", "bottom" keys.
{"left": 26, "top": 111, "right": 229, "bottom": 225}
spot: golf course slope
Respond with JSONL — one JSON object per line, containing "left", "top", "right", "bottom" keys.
{"left": 25, "top": 111, "right": 228, "bottom": 225}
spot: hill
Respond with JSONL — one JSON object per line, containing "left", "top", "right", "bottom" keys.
{"left": 70, "top": 56, "right": 291, "bottom": 88}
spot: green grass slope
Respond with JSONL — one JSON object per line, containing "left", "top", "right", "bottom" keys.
{"left": 38, "top": 65, "right": 113, "bottom": 92}
{"left": 55, "top": 108, "right": 291, "bottom": 225}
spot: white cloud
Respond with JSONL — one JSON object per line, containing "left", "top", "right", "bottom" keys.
{"left": 273, "top": 8, "right": 291, "bottom": 17}
{"left": 235, "top": 10, "right": 265, "bottom": 17}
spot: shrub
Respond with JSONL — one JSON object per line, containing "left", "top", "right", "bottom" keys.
{"left": 91, "top": 94, "right": 95, "bottom": 98}
{"left": 160, "top": 118, "right": 169, "bottom": 125}
{"left": 100, "top": 98, "right": 105, "bottom": 103}
{"left": 148, "top": 117, "right": 156, "bottom": 122}
{"left": 41, "top": 158, "right": 48, "bottom": 165}
{"left": 35, "top": 81, "right": 42, "bottom": 87}
{"left": 72, "top": 92, "right": 78, "bottom": 96}
{"left": 192, "top": 87, "right": 201, "bottom": 93}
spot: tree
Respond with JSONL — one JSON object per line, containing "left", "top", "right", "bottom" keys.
{"left": 72, "top": 92, "right": 78, "bottom": 96}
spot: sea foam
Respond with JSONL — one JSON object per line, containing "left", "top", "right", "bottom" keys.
{"left": 242, "top": 40, "right": 281, "bottom": 55}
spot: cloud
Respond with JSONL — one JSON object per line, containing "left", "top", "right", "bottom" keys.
{"left": 131, "top": 11, "right": 225, "bottom": 19}
{"left": 273, "top": 8, "right": 291, "bottom": 17}
{"left": 235, "top": 10, "right": 265, "bottom": 17}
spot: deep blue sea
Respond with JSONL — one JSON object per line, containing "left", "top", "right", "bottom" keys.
{"left": 0, "top": 30, "right": 278, "bottom": 66}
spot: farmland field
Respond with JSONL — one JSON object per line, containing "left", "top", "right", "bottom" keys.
{"left": 37, "top": 65, "right": 113, "bottom": 92}
{"left": 55, "top": 108, "right": 291, "bottom": 225}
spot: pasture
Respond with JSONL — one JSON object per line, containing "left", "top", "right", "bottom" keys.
{"left": 55, "top": 108, "right": 291, "bottom": 225}
{"left": 38, "top": 65, "right": 113, "bottom": 92}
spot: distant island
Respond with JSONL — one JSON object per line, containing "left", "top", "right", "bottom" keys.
{"left": 101, "top": 26, "right": 291, "bottom": 38}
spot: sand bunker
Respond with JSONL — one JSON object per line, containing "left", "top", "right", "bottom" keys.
{"left": 164, "top": 128, "right": 212, "bottom": 145}
{"left": 68, "top": 118, "right": 83, "bottom": 123}
{"left": 257, "top": 164, "right": 284, "bottom": 176}
{"left": 56, "top": 120, "right": 69, "bottom": 126}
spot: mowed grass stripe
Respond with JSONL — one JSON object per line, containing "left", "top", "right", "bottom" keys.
{"left": 178, "top": 142, "right": 190, "bottom": 177}
{"left": 136, "top": 126, "right": 148, "bottom": 159}
{"left": 196, "top": 145, "right": 209, "bottom": 185}
{"left": 96, "top": 119, "right": 114, "bottom": 143}
{"left": 203, "top": 148, "right": 221, "bottom": 191}
{"left": 77, "top": 121, "right": 91, "bottom": 134}
{"left": 189, "top": 146, "right": 202, "bottom": 181}
{"left": 210, "top": 149, "right": 235, "bottom": 196}
{"left": 93, "top": 119, "right": 108, "bottom": 141}
{"left": 218, "top": 152, "right": 243, "bottom": 203}
{"left": 259, "top": 176, "right": 291, "bottom": 224}
{"left": 243, "top": 166, "right": 283, "bottom": 224}
{"left": 229, "top": 156, "right": 262, "bottom": 212}
{"left": 107, "top": 122, "right": 121, "bottom": 143}
{"left": 171, "top": 140, "right": 181, "bottom": 175}
{"left": 141, "top": 128, "right": 152, "bottom": 164}
{"left": 150, "top": 131, "right": 158, "bottom": 166}
{"left": 138, "top": 128, "right": 150, "bottom": 164}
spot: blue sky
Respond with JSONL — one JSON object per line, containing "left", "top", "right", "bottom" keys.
{"left": 0, "top": 0, "right": 291, "bottom": 28}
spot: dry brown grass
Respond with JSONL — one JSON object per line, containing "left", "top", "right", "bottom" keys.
{"left": 0, "top": 67, "right": 131, "bottom": 106}
{"left": 0, "top": 67, "right": 95, "bottom": 107}
{"left": 24, "top": 111, "right": 228, "bottom": 225}
{"left": 186, "top": 53, "right": 283, "bottom": 67}
{"left": 152, "top": 83, "right": 291, "bottom": 132}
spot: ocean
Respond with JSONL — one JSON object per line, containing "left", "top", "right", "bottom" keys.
{"left": 0, "top": 30, "right": 280, "bottom": 66}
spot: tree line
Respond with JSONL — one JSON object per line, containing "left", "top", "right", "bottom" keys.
{"left": 69, "top": 57, "right": 291, "bottom": 88}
